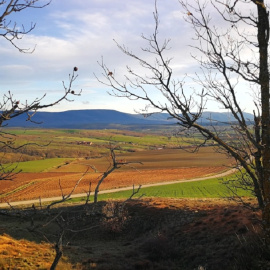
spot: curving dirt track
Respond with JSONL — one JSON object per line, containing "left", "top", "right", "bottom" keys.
{"left": 0, "top": 166, "right": 227, "bottom": 203}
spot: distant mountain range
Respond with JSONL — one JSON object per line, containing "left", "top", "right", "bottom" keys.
{"left": 4, "top": 109, "right": 254, "bottom": 129}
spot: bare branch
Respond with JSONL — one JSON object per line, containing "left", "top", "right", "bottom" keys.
{"left": 47, "top": 167, "right": 90, "bottom": 210}
{"left": 98, "top": 0, "right": 270, "bottom": 222}
{"left": 0, "top": 0, "right": 52, "bottom": 53}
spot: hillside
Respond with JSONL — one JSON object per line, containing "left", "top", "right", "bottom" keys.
{"left": 5, "top": 109, "right": 254, "bottom": 129}
{"left": 0, "top": 198, "right": 264, "bottom": 270}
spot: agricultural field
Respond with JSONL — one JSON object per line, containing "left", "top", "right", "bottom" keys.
{"left": 0, "top": 127, "right": 214, "bottom": 163}
{"left": 0, "top": 128, "right": 266, "bottom": 270}
{"left": 0, "top": 127, "right": 234, "bottom": 203}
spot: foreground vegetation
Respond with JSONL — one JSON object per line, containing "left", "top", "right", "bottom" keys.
{"left": 0, "top": 198, "right": 266, "bottom": 270}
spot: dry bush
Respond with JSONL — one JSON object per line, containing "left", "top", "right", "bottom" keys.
{"left": 233, "top": 230, "right": 270, "bottom": 270}
{"left": 101, "top": 201, "right": 130, "bottom": 233}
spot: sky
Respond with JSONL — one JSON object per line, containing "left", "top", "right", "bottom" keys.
{"left": 0, "top": 0, "right": 257, "bottom": 114}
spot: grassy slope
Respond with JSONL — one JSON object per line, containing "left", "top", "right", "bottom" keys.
{"left": 6, "top": 158, "right": 73, "bottom": 173}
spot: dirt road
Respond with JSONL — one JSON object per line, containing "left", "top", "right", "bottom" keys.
{"left": 0, "top": 167, "right": 237, "bottom": 208}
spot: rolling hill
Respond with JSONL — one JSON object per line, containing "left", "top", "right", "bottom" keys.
{"left": 4, "top": 109, "right": 254, "bottom": 129}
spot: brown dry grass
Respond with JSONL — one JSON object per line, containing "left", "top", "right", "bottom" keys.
{"left": 0, "top": 198, "right": 268, "bottom": 270}
{"left": 0, "top": 234, "right": 74, "bottom": 269}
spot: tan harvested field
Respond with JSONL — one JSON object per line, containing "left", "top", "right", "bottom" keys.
{"left": 0, "top": 147, "right": 233, "bottom": 202}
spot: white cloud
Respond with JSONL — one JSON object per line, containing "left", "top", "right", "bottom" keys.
{"left": 0, "top": 0, "right": 258, "bottom": 114}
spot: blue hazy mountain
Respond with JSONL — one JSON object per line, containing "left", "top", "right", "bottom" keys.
{"left": 4, "top": 109, "right": 254, "bottom": 128}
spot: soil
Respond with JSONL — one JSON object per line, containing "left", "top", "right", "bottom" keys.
{"left": 0, "top": 166, "right": 226, "bottom": 202}
{"left": 0, "top": 197, "right": 269, "bottom": 270}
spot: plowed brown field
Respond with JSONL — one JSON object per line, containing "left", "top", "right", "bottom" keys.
{"left": 0, "top": 147, "right": 234, "bottom": 202}
{"left": 0, "top": 166, "right": 226, "bottom": 202}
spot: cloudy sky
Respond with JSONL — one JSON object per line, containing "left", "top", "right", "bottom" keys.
{"left": 0, "top": 0, "right": 256, "bottom": 114}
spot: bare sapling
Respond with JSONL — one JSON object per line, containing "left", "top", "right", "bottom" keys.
{"left": 94, "top": 146, "right": 142, "bottom": 203}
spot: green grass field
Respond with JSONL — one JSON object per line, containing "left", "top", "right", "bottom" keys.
{"left": 68, "top": 175, "right": 253, "bottom": 204}
{"left": 101, "top": 178, "right": 252, "bottom": 199}
{"left": 6, "top": 158, "right": 74, "bottom": 173}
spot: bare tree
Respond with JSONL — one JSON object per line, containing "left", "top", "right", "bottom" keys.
{"left": 0, "top": 1, "right": 81, "bottom": 180}
{"left": 0, "top": 0, "right": 52, "bottom": 53}
{"left": 0, "top": 0, "right": 63, "bottom": 127}
{"left": 94, "top": 146, "right": 142, "bottom": 203}
{"left": 0, "top": 66, "right": 81, "bottom": 181}
{"left": 18, "top": 147, "right": 143, "bottom": 270}
{"left": 46, "top": 167, "right": 91, "bottom": 210}
{"left": 98, "top": 0, "right": 270, "bottom": 242}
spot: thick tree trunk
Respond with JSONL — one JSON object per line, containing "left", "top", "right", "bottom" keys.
{"left": 257, "top": 1, "right": 270, "bottom": 242}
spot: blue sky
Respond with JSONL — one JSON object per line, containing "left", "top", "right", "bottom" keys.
{"left": 0, "top": 0, "right": 256, "bottom": 114}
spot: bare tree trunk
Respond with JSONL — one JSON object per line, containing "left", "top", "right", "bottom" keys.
{"left": 94, "top": 166, "right": 116, "bottom": 203}
{"left": 94, "top": 148, "right": 141, "bottom": 203}
{"left": 98, "top": 0, "right": 270, "bottom": 244}
{"left": 257, "top": 1, "right": 270, "bottom": 242}
{"left": 50, "top": 232, "right": 64, "bottom": 270}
